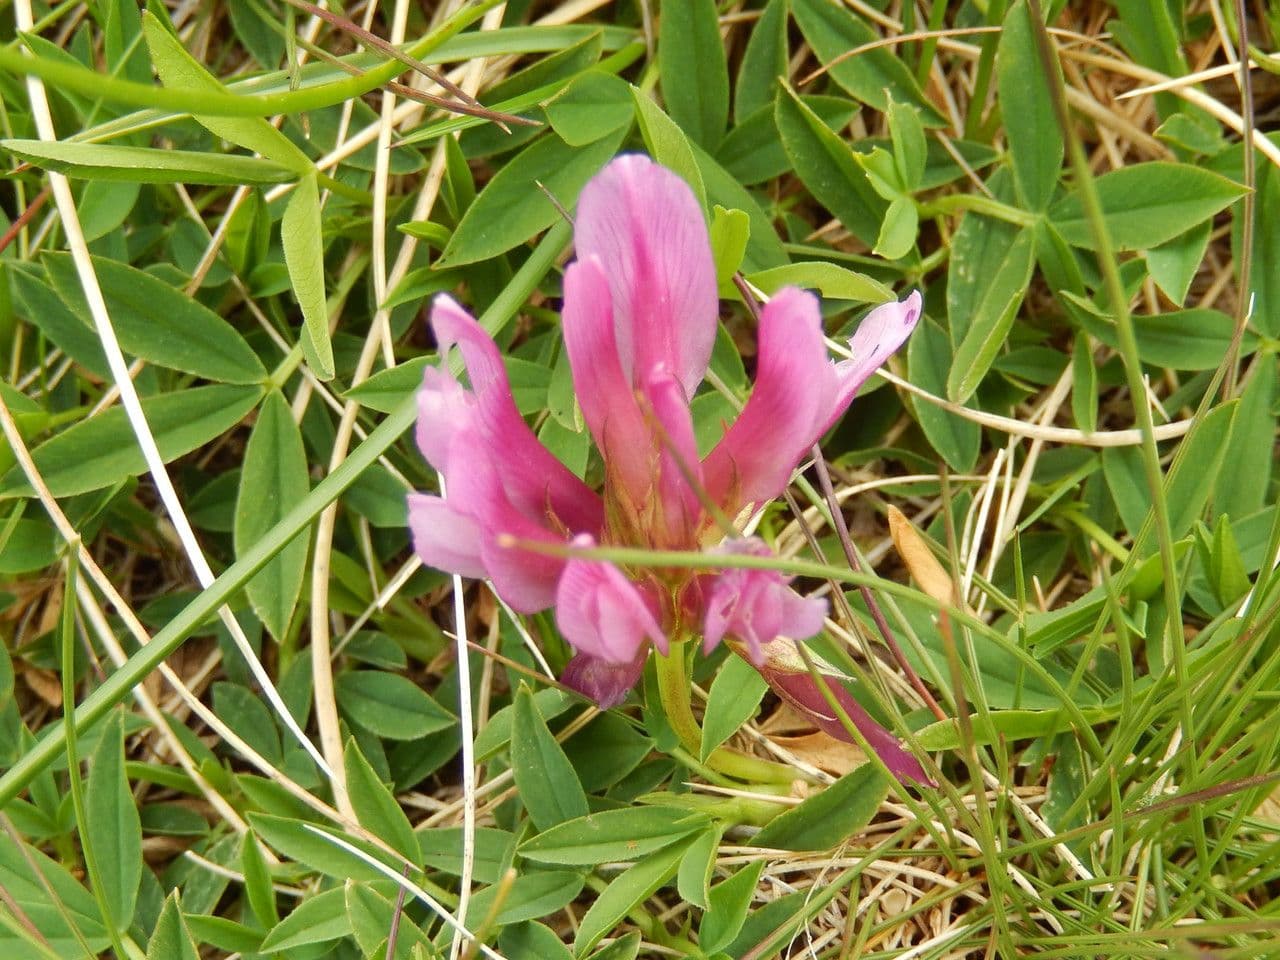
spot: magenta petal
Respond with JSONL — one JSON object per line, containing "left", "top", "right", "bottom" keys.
{"left": 758, "top": 658, "right": 933, "bottom": 786}
{"left": 573, "top": 155, "right": 718, "bottom": 396}
{"left": 701, "top": 538, "right": 828, "bottom": 663}
{"left": 555, "top": 538, "right": 667, "bottom": 663}
{"left": 427, "top": 295, "right": 603, "bottom": 535}
{"left": 561, "top": 649, "right": 647, "bottom": 709}
{"left": 702, "top": 287, "right": 838, "bottom": 512}
{"left": 407, "top": 494, "right": 485, "bottom": 579}
{"left": 561, "top": 257, "right": 653, "bottom": 502}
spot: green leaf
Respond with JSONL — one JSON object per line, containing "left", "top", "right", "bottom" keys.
{"left": 874, "top": 195, "right": 919, "bottom": 260}
{"left": 182, "top": 914, "right": 265, "bottom": 954}
{"left": 1208, "top": 515, "right": 1252, "bottom": 607}
{"left": 632, "top": 88, "right": 707, "bottom": 210}
{"left": 344, "top": 738, "right": 420, "bottom": 862}
{"left": 259, "top": 886, "right": 353, "bottom": 951}
{"left": 709, "top": 206, "right": 750, "bottom": 286}
{"left": 474, "top": 687, "right": 576, "bottom": 761}
{"left": 501, "top": 922, "right": 574, "bottom": 960}
{"left": 1146, "top": 220, "right": 1211, "bottom": 306}
{"left": 560, "top": 713, "right": 655, "bottom": 793}
{"left": 234, "top": 391, "right": 309, "bottom": 642}
{"left": 439, "top": 129, "right": 626, "bottom": 267}
{"left": 86, "top": 711, "right": 142, "bottom": 927}
{"left": 790, "top": 0, "right": 943, "bottom": 122}
{"left": 717, "top": 96, "right": 858, "bottom": 187}
{"left": 908, "top": 317, "right": 980, "bottom": 472}
{"left": 467, "top": 870, "right": 584, "bottom": 926}
{"left": 1162, "top": 400, "right": 1238, "bottom": 544}
{"left": 574, "top": 837, "right": 691, "bottom": 955}
{"left": 751, "top": 765, "right": 890, "bottom": 851}
{"left": 887, "top": 99, "right": 927, "bottom": 193}
{"left": 43, "top": 253, "right": 266, "bottom": 384}
{"left": 241, "top": 831, "right": 278, "bottom": 928}
{"left": 775, "top": 86, "right": 884, "bottom": 246}
{"left": 511, "top": 685, "right": 591, "bottom": 831}
{"left": 416, "top": 827, "right": 515, "bottom": 883}
{"left": 588, "top": 930, "right": 642, "bottom": 960}
{"left": 1049, "top": 162, "right": 1247, "bottom": 250}
{"left": 146, "top": 893, "right": 199, "bottom": 960}
{"left": 1214, "top": 360, "right": 1275, "bottom": 519}
{"left": 657, "top": 0, "right": 729, "bottom": 148}
{"left": 335, "top": 671, "right": 456, "bottom": 740}
{"left": 946, "top": 169, "right": 1021, "bottom": 345}
{"left": 700, "top": 860, "right": 765, "bottom": 954}
{"left": 700, "top": 655, "right": 767, "bottom": 761}
{"left": 915, "top": 705, "right": 1117, "bottom": 750}
{"left": 0, "top": 832, "right": 108, "bottom": 954}
{"left": 142, "top": 13, "right": 311, "bottom": 173}
{"left": 1068, "top": 300, "right": 1256, "bottom": 371}
{"left": 346, "top": 882, "right": 431, "bottom": 958}
{"left": 996, "top": 0, "right": 1062, "bottom": 210}
{"left": 947, "top": 227, "right": 1036, "bottom": 402}
{"left": 676, "top": 825, "right": 720, "bottom": 909}
{"left": 1071, "top": 336, "right": 1098, "bottom": 434}
{"left": 735, "top": 0, "right": 788, "bottom": 122}
{"left": 0, "top": 382, "right": 263, "bottom": 499}
{"left": 248, "top": 812, "right": 390, "bottom": 883}
{"left": 545, "top": 69, "right": 634, "bottom": 146}
{"left": 519, "top": 806, "right": 709, "bottom": 866}
{"left": 746, "top": 261, "right": 891, "bottom": 303}
{"left": 212, "top": 682, "right": 282, "bottom": 763}
{"left": 281, "top": 172, "right": 336, "bottom": 380}
{"left": 7, "top": 263, "right": 110, "bottom": 377}
{"left": 2, "top": 139, "right": 294, "bottom": 185}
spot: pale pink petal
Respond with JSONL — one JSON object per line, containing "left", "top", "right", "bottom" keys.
{"left": 407, "top": 494, "right": 485, "bottom": 579}
{"left": 701, "top": 538, "right": 827, "bottom": 663}
{"left": 820, "top": 290, "right": 923, "bottom": 435}
{"left": 555, "top": 537, "right": 667, "bottom": 662}
{"left": 573, "top": 155, "right": 718, "bottom": 396}
{"left": 561, "top": 649, "right": 648, "bottom": 709}
{"left": 760, "top": 663, "right": 933, "bottom": 786}
{"left": 427, "top": 295, "right": 604, "bottom": 535}
{"left": 702, "top": 288, "right": 837, "bottom": 513}
{"left": 561, "top": 257, "right": 652, "bottom": 502}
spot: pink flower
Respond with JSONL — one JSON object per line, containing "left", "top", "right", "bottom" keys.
{"left": 409, "top": 155, "right": 922, "bottom": 776}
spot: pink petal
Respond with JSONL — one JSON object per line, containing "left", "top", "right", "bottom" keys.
{"left": 702, "top": 287, "right": 838, "bottom": 513}
{"left": 573, "top": 155, "right": 718, "bottom": 396}
{"left": 702, "top": 289, "right": 922, "bottom": 515}
{"left": 555, "top": 537, "right": 667, "bottom": 663}
{"left": 641, "top": 366, "right": 705, "bottom": 546}
{"left": 701, "top": 538, "right": 828, "bottom": 663}
{"left": 561, "top": 257, "right": 652, "bottom": 503}
{"left": 821, "top": 290, "right": 923, "bottom": 434}
{"left": 443, "top": 432, "right": 568, "bottom": 613}
{"left": 407, "top": 494, "right": 485, "bottom": 579}
{"left": 561, "top": 649, "right": 648, "bottom": 709}
{"left": 425, "top": 295, "right": 604, "bottom": 535}
{"left": 763, "top": 665, "right": 933, "bottom": 786}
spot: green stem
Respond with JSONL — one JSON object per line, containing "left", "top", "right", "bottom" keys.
{"left": 654, "top": 640, "right": 701, "bottom": 755}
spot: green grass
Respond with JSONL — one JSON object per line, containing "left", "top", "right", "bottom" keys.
{"left": 0, "top": 1, "right": 1278, "bottom": 958}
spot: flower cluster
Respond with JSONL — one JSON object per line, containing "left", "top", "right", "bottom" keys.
{"left": 409, "top": 155, "right": 926, "bottom": 782}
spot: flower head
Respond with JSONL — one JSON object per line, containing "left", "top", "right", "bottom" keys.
{"left": 409, "top": 155, "right": 923, "bottom": 780}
